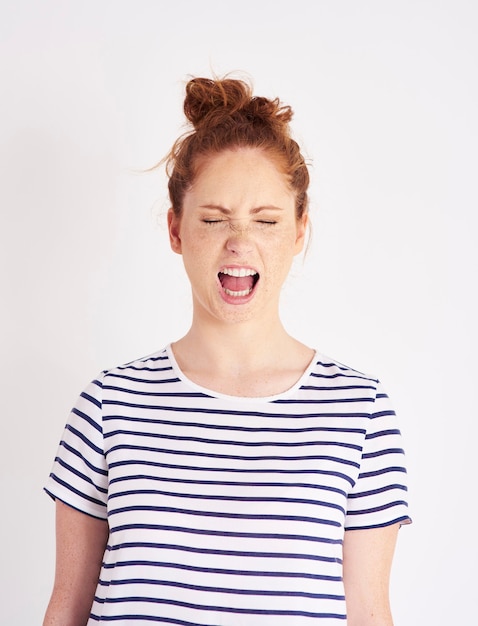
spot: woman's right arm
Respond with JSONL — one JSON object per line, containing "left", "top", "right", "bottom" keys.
{"left": 43, "top": 500, "right": 109, "bottom": 626}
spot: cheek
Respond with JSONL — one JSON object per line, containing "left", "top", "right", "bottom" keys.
{"left": 181, "top": 225, "right": 215, "bottom": 251}
{"left": 180, "top": 230, "right": 219, "bottom": 275}
{"left": 264, "top": 236, "right": 298, "bottom": 277}
{"left": 267, "top": 228, "right": 301, "bottom": 251}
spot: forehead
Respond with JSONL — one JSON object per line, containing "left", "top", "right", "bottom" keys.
{"left": 187, "top": 148, "right": 295, "bottom": 208}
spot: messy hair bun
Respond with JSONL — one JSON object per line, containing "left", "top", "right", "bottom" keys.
{"left": 166, "top": 75, "right": 309, "bottom": 218}
{"left": 184, "top": 77, "right": 293, "bottom": 131}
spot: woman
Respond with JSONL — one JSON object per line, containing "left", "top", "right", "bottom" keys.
{"left": 43, "top": 76, "right": 410, "bottom": 625}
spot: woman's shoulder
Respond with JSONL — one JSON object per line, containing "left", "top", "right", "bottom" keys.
{"left": 310, "top": 351, "right": 380, "bottom": 385}
{"left": 101, "top": 346, "right": 171, "bottom": 377}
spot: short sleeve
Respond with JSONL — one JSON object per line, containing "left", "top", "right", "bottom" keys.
{"left": 345, "top": 381, "right": 411, "bottom": 530}
{"left": 44, "top": 374, "right": 108, "bottom": 520}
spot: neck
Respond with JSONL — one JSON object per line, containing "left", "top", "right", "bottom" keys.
{"left": 176, "top": 315, "right": 293, "bottom": 372}
{"left": 170, "top": 312, "right": 315, "bottom": 397}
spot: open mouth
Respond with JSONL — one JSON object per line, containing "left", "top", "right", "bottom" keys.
{"left": 218, "top": 267, "right": 259, "bottom": 297}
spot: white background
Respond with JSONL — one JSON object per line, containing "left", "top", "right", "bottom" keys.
{"left": 1, "top": 1, "right": 477, "bottom": 623}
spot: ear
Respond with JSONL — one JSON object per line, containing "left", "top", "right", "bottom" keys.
{"left": 294, "top": 212, "right": 309, "bottom": 255}
{"left": 168, "top": 208, "right": 182, "bottom": 254}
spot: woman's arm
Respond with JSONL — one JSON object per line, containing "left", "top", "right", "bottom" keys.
{"left": 343, "top": 523, "right": 400, "bottom": 626}
{"left": 43, "top": 500, "right": 109, "bottom": 626}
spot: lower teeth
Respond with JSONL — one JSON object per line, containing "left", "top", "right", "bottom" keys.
{"left": 224, "top": 288, "right": 252, "bottom": 297}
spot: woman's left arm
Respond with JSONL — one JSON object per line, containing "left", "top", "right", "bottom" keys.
{"left": 343, "top": 523, "right": 401, "bottom": 626}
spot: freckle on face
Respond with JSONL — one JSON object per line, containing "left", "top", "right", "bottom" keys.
{"left": 174, "top": 148, "right": 304, "bottom": 324}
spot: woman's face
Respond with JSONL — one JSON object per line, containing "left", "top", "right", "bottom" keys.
{"left": 168, "top": 148, "right": 307, "bottom": 327}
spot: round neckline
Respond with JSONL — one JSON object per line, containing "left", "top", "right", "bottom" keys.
{"left": 165, "top": 343, "right": 318, "bottom": 403}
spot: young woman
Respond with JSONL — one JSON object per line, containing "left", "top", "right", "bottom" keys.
{"left": 43, "top": 76, "right": 410, "bottom": 625}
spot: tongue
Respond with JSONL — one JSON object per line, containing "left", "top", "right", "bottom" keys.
{"left": 220, "top": 274, "right": 254, "bottom": 292}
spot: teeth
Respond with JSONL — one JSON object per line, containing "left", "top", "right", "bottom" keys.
{"left": 224, "top": 288, "right": 253, "bottom": 297}
{"left": 221, "top": 267, "right": 257, "bottom": 277}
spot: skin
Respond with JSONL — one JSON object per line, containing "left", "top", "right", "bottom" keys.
{"left": 168, "top": 147, "right": 313, "bottom": 397}
{"left": 42, "top": 501, "right": 108, "bottom": 626}
{"left": 43, "top": 147, "right": 400, "bottom": 625}
{"left": 343, "top": 524, "right": 400, "bottom": 625}
{"left": 169, "top": 147, "right": 305, "bottom": 329}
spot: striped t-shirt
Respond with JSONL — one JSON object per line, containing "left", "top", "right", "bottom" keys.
{"left": 45, "top": 346, "right": 410, "bottom": 625}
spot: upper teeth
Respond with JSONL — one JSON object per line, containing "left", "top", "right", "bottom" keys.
{"left": 221, "top": 268, "right": 257, "bottom": 277}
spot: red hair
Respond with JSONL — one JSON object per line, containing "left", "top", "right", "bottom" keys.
{"left": 165, "top": 76, "right": 309, "bottom": 219}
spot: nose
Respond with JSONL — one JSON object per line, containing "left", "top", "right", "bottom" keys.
{"left": 225, "top": 220, "right": 254, "bottom": 255}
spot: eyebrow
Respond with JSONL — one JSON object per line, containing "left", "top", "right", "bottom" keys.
{"left": 199, "top": 204, "right": 284, "bottom": 214}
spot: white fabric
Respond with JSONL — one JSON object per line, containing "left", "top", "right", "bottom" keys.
{"left": 45, "top": 345, "right": 410, "bottom": 625}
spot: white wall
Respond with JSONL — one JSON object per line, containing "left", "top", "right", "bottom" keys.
{"left": 1, "top": 1, "right": 476, "bottom": 623}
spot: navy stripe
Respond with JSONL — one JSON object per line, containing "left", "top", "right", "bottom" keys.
{"left": 48, "top": 473, "right": 107, "bottom": 508}
{"left": 108, "top": 523, "right": 343, "bottom": 545}
{"left": 273, "top": 397, "right": 374, "bottom": 405}
{"left": 362, "top": 448, "right": 404, "bottom": 459}
{"left": 345, "top": 515, "right": 410, "bottom": 531}
{"left": 103, "top": 414, "right": 366, "bottom": 436}
{"left": 59, "top": 440, "right": 108, "bottom": 476}
{"left": 108, "top": 541, "right": 341, "bottom": 564}
{"left": 102, "top": 559, "right": 343, "bottom": 581}
{"left": 117, "top": 360, "right": 171, "bottom": 370}
{"left": 94, "top": 595, "right": 346, "bottom": 620}
{"left": 65, "top": 423, "right": 103, "bottom": 455}
{"left": 119, "top": 353, "right": 169, "bottom": 365}
{"left": 104, "top": 429, "right": 363, "bottom": 451}
{"left": 371, "top": 410, "right": 396, "bottom": 419}
{"left": 108, "top": 505, "right": 342, "bottom": 527}
{"left": 107, "top": 373, "right": 182, "bottom": 384}
{"left": 358, "top": 466, "right": 407, "bottom": 479}
{"left": 365, "top": 428, "right": 401, "bottom": 440}
{"left": 109, "top": 474, "right": 347, "bottom": 497}
{"left": 347, "top": 483, "right": 407, "bottom": 499}
{"left": 313, "top": 360, "right": 367, "bottom": 374}
{"left": 300, "top": 384, "right": 376, "bottom": 391}
{"left": 94, "top": 597, "right": 346, "bottom": 621}
{"left": 108, "top": 459, "right": 356, "bottom": 486}
{"left": 105, "top": 389, "right": 374, "bottom": 406}
{"left": 80, "top": 390, "right": 102, "bottom": 410}
{"left": 310, "top": 371, "right": 372, "bottom": 381}
{"left": 106, "top": 443, "right": 361, "bottom": 468}
{"left": 103, "top": 399, "right": 371, "bottom": 419}
{"left": 71, "top": 407, "right": 103, "bottom": 434}
{"left": 99, "top": 577, "right": 345, "bottom": 600}
{"left": 54, "top": 457, "right": 108, "bottom": 494}
{"left": 104, "top": 384, "right": 212, "bottom": 398}
{"left": 107, "top": 488, "right": 346, "bottom": 514}
{"left": 347, "top": 500, "right": 408, "bottom": 516}
{"left": 89, "top": 613, "right": 204, "bottom": 625}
